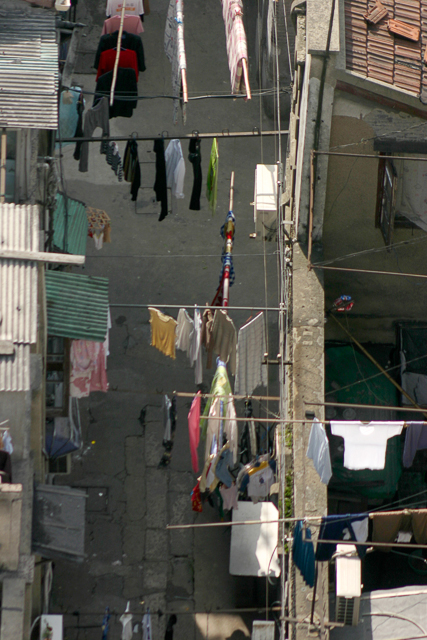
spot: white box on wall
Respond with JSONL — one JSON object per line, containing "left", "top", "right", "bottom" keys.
{"left": 40, "top": 615, "right": 63, "bottom": 640}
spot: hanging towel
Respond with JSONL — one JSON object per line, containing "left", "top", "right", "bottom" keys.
{"left": 165, "top": 139, "right": 186, "bottom": 207}
{"left": 372, "top": 509, "right": 427, "bottom": 546}
{"left": 330, "top": 421, "right": 404, "bottom": 470}
{"left": 78, "top": 97, "right": 110, "bottom": 173}
{"left": 102, "top": 15, "right": 144, "bottom": 36}
{"left": 70, "top": 340, "right": 109, "bottom": 397}
{"left": 222, "top": 0, "right": 248, "bottom": 94}
{"left": 94, "top": 31, "right": 146, "bottom": 72}
{"left": 189, "top": 138, "right": 202, "bottom": 210}
{"left": 96, "top": 48, "right": 139, "bottom": 81}
{"left": 148, "top": 307, "right": 177, "bottom": 359}
{"left": 120, "top": 602, "right": 133, "bottom": 640}
{"left": 106, "top": 0, "right": 144, "bottom": 16}
{"left": 164, "top": 0, "right": 187, "bottom": 124}
{"left": 206, "top": 138, "right": 219, "bottom": 213}
{"left": 154, "top": 138, "right": 168, "bottom": 221}
{"left": 210, "top": 309, "right": 237, "bottom": 375}
{"left": 306, "top": 418, "right": 332, "bottom": 485}
{"left": 234, "top": 312, "right": 267, "bottom": 395}
{"left": 188, "top": 392, "right": 201, "bottom": 473}
{"left": 292, "top": 521, "right": 315, "bottom": 588}
{"left": 142, "top": 609, "right": 152, "bottom": 640}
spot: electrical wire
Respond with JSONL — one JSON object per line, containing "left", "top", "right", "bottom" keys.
{"left": 75, "top": 87, "right": 291, "bottom": 101}
{"left": 312, "top": 230, "right": 427, "bottom": 267}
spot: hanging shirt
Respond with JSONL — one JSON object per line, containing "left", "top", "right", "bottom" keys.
{"left": 165, "top": 139, "right": 186, "bottom": 199}
{"left": 164, "top": 0, "right": 187, "bottom": 124}
{"left": 141, "top": 609, "right": 152, "bottom": 640}
{"left": 148, "top": 307, "right": 177, "bottom": 359}
{"left": 234, "top": 312, "right": 267, "bottom": 396}
{"left": 403, "top": 422, "right": 427, "bottom": 468}
{"left": 175, "top": 308, "right": 194, "bottom": 355}
{"left": 188, "top": 392, "right": 201, "bottom": 473}
{"left": 78, "top": 97, "right": 110, "bottom": 173}
{"left": 94, "top": 31, "right": 146, "bottom": 73}
{"left": 101, "top": 15, "right": 144, "bottom": 36}
{"left": 306, "top": 419, "right": 332, "bottom": 485}
{"left": 189, "top": 308, "right": 203, "bottom": 385}
{"left": 211, "top": 310, "right": 237, "bottom": 375}
{"left": 222, "top": 0, "right": 248, "bottom": 94}
{"left": 215, "top": 448, "right": 234, "bottom": 487}
{"left": 106, "top": 0, "right": 144, "bottom": 16}
{"left": 247, "top": 464, "right": 274, "bottom": 502}
{"left": 153, "top": 138, "right": 168, "bottom": 221}
{"left": 188, "top": 138, "right": 202, "bottom": 210}
{"left": 206, "top": 138, "right": 219, "bottom": 213}
{"left": 200, "top": 360, "right": 232, "bottom": 438}
{"left": 96, "top": 48, "right": 139, "bottom": 81}
{"left": 123, "top": 139, "right": 141, "bottom": 201}
{"left": 330, "top": 421, "right": 404, "bottom": 470}
{"left": 219, "top": 483, "right": 238, "bottom": 510}
{"left": 94, "top": 68, "right": 138, "bottom": 119}
{"left": 292, "top": 521, "right": 315, "bottom": 588}
{"left": 201, "top": 307, "right": 215, "bottom": 369}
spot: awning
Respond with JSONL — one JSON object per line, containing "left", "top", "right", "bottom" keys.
{"left": 229, "top": 502, "right": 280, "bottom": 577}
{"left": 53, "top": 193, "right": 88, "bottom": 256}
{"left": 32, "top": 484, "right": 86, "bottom": 562}
{"left": 45, "top": 271, "right": 109, "bottom": 342}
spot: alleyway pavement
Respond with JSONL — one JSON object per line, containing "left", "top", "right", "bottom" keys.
{"left": 51, "top": 0, "right": 283, "bottom": 638}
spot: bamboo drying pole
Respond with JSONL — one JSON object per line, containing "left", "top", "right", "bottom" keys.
{"left": 182, "top": 68, "right": 188, "bottom": 103}
{"left": 222, "top": 172, "right": 235, "bottom": 307}
{"left": 242, "top": 58, "right": 251, "bottom": 99}
{"left": 110, "top": 1, "right": 126, "bottom": 106}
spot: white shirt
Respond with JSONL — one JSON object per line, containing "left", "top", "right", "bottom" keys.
{"left": 234, "top": 312, "right": 267, "bottom": 396}
{"left": 165, "top": 139, "right": 185, "bottom": 199}
{"left": 330, "top": 421, "right": 404, "bottom": 470}
{"left": 175, "top": 308, "right": 194, "bottom": 356}
{"left": 106, "top": 0, "right": 144, "bottom": 17}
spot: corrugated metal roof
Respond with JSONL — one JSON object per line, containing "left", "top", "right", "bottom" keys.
{"left": 345, "top": 0, "right": 427, "bottom": 98}
{"left": 0, "top": 204, "right": 39, "bottom": 392}
{"left": 0, "top": 10, "right": 58, "bottom": 129}
{"left": 45, "top": 271, "right": 109, "bottom": 342}
{"left": 53, "top": 193, "right": 88, "bottom": 256}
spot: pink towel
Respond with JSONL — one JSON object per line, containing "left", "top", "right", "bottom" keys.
{"left": 70, "top": 340, "right": 109, "bottom": 398}
{"left": 188, "top": 391, "right": 201, "bottom": 473}
{"left": 101, "top": 15, "right": 144, "bottom": 36}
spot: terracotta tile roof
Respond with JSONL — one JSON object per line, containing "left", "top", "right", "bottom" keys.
{"left": 364, "top": 0, "right": 389, "bottom": 24}
{"left": 345, "top": 0, "right": 427, "bottom": 101}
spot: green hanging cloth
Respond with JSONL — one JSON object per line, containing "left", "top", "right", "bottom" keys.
{"left": 200, "top": 360, "right": 232, "bottom": 439}
{"left": 206, "top": 138, "right": 219, "bottom": 213}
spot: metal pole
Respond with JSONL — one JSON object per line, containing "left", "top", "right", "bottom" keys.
{"left": 306, "top": 400, "right": 427, "bottom": 414}
{"left": 312, "top": 264, "right": 427, "bottom": 280}
{"left": 315, "top": 150, "right": 427, "bottom": 162}
{"left": 57, "top": 130, "right": 288, "bottom": 143}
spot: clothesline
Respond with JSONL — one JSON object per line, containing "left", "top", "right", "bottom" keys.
{"left": 110, "top": 303, "right": 282, "bottom": 310}
{"left": 57, "top": 129, "right": 288, "bottom": 143}
{"left": 306, "top": 400, "right": 427, "bottom": 414}
{"left": 174, "top": 391, "right": 280, "bottom": 401}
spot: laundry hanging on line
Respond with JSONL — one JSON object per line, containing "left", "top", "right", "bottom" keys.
{"left": 123, "top": 138, "right": 141, "bottom": 201}
{"left": 94, "top": 31, "right": 146, "bottom": 73}
{"left": 102, "top": 14, "right": 144, "bottom": 36}
{"left": 106, "top": 0, "right": 144, "bottom": 17}
{"left": 330, "top": 421, "right": 404, "bottom": 470}
{"left": 154, "top": 138, "right": 168, "bottom": 221}
{"left": 188, "top": 137, "right": 202, "bottom": 210}
{"left": 234, "top": 311, "right": 267, "bottom": 396}
{"left": 77, "top": 96, "right": 110, "bottom": 173}
{"left": 96, "top": 47, "right": 140, "bottom": 81}
{"left": 165, "top": 139, "right": 186, "bottom": 212}
{"left": 206, "top": 138, "right": 219, "bottom": 213}
{"left": 69, "top": 339, "right": 109, "bottom": 398}
{"left": 306, "top": 418, "right": 332, "bottom": 485}
{"left": 164, "top": 0, "right": 187, "bottom": 124}
{"left": 176, "top": 307, "right": 203, "bottom": 384}
{"left": 221, "top": 0, "right": 250, "bottom": 96}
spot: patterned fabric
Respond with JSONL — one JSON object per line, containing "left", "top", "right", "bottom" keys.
{"left": 234, "top": 312, "right": 267, "bottom": 395}
{"left": 222, "top": 0, "right": 248, "bottom": 94}
{"left": 164, "top": 0, "right": 187, "bottom": 124}
{"left": 191, "top": 481, "right": 203, "bottom": 512}
{"left": 70, "top": 340, "right": 109, "bottom": 398}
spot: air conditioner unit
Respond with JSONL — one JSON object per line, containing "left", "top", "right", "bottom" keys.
{"left": 335, "top": 544, "right": 361, "bottom": 626}
{"left": 253, "top": 164, "right": 278, "bottom": 241}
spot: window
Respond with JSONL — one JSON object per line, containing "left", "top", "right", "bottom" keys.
{"left": 46, "top": 336, "right": 70, "bottom": 417}
{"left": 376, "top": 154, "right": 426, "bottom": 248}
